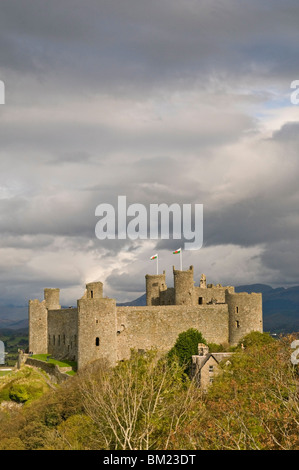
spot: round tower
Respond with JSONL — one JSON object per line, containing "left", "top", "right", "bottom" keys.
{"left": 86, "top": 282, "right": 103, "bottom": 299}
{"left": 44, "top": 288, "right": 60, "bottom": 310}
{"left": 145, "top": 271, "right": 166, "bottom": 306}
{"left": 225, "top": 291, "right": 263, "bottom": 345}
{"left": 173, "top": 265, "right": 195, "bottom": 305}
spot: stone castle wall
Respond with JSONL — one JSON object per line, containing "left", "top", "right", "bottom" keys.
{"left": 28, "top": 299, "right": 48, "bottom": 355}
{"left": 28, "top": 268, "right": 263, "bottom": 370}
{"left": 116, "top": 304, "right": 229, "bottom": 361}
{"left": 47, "top": 308, "right": 78, "bottom": 361}
{"left": 194, "top": 285, "right": 235, "bottom": 305}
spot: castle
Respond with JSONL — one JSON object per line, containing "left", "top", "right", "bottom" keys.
{"left": 28, "top": 266, "right": 263, "bottom": 370}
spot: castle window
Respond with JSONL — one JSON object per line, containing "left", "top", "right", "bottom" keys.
{"left": 58, "top": 335, "right": 60, "bottom": 346}
{"left": 53, "top": 335, "right": 55, "bottom": 345}
{"left": 96, "top": 319, "right": 98, "bottom": 324}
{"left": 209, "top": 365, "right": 214, "bottom": 373}
{"left": 63, "top": 334, "right": 65, "bottom": 345}
{"left": 236, "top": 320, "right": 240, "bottom": 328}
{"left": 91, "top": 290, "right": 94, "bottom": 299}
{"left": 48, "top": 334, "right": 51, "bottom": 345}
{"left": 198, "top": 297, "right": 203, "bottom": 305}
{"left": 236, "top": 306, "right": 239, "bottom": 313}
{"left": 95, "top": 337, "right": 100, "bottom": 347}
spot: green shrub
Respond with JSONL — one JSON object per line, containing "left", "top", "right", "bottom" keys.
{"left": 9, "top": 384, "right": 29, "bottom": 403}
{"left": 168, "top": 328, "right": 207, "bottom": 371}
{"left": 238, "top": 331, "right": 275, "bottom": 349}
{"left": 208, "top": 343, "right": 225, "bottom": 352}
{"left": 0, "top": 386, "right": 10, "bottom": 402}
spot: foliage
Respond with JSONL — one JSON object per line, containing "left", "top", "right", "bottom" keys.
{"left": 0, "top": 437, "right": 26, "bottom": 450}
{"left": 45, "top": 415, "right": 99, "bottom": 450}
{"left": 237, "top": 331, "right": 275, "bottom": 349}
{"left": 0, "top": 335, "right": 298, "bottom": 450}
{"left": 9, "top": 384, "right": 30, "bottom": 403}
{"left": 200, "top": 334, "right": 299, "bottom": 450}
{"left": 79, "top": 350, "right": 203, "bottom": 450}
{"left": 0, "top": 366, "right": 50, "bottom": 404}
{"left": 168, "top": 329, "right": 207, "bottom": 371}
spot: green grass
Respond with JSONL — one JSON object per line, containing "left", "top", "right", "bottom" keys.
{"left": 0, "top": 370, "right": 12, "bottom": 377}
{"left": 31, "top": 354, "right": 77, "bottom": 372}
{"left": 65, "top": 370, "right": 76, "bottom": 376}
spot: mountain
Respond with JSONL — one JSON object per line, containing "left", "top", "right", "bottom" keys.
{"left": 117, "top": 293, "right": 147, "bottom": 307}
{"left": 0, "top": 318, "right": 29, "bottom": 330}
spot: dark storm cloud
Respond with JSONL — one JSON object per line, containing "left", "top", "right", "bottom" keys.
{"left": 1, "top": 0, "right": 299, "bottom": 92}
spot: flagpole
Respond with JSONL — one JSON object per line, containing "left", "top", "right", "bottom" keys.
{"left": 180, "top": 250, "right": 182, "bottom": 271}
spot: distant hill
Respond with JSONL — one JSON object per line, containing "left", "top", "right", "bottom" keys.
{"left": 1, "top": 284, "right": 298, "bottom": 334}
{"left": 0, "top": 318, "right": 29, "bottom": 330}
{"left": 117, "top": 294, "right": 147, "bottom": 307}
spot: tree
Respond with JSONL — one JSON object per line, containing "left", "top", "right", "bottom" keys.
{"left": 237, "top": 331, "right": 275, "bottom": 349}
{"left": 168, "top": 328, "right": 207, "bottom": 372}
{"left": 79, "top": 350, "right": 203, "bottom": 450}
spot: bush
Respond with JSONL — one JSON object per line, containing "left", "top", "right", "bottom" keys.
{"left": 0, "top": 437, "right": 25, "bottom": 450}
{"left": 9, "top": 384, "right": 29, "bottom": 403}
{"left": 238, "top": 331, "right": 275, "bottom": 349}
{"left": 208, "top": 343, "right": 225, "bottom": 352}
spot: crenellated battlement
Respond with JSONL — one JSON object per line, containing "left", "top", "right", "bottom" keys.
{"left": 28, "top": 265, "right": 263, "bottom": 370}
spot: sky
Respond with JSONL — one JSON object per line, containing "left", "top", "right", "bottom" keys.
{"left": 0, "top": 0, "right": 299, "bottom": 318}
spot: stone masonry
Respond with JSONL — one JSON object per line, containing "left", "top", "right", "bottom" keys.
{"left": 28, "top": 265, "right": 263, "bottom": 370}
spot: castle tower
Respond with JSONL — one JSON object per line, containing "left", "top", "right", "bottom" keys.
{"left": 86, "top": 281, "right": 103, "bottom": 299}
{"left": 29, "top": 288, "right": 61, "bottom": 355}
{"left": 28, "top": 299, "right": 48, "bottom": 354}
{"left": 200, "top": 274, "right": 207, "bottom": 288}
{"left": 77, "top": 282, "right": 117, "bottom": 369}
{"left": 225, "top": 291, "right": 263, "bottom": 345}
{"left": 44, "top": 288, "right": 60, "bottom": 310}
{"left": 173, "top": 265, "right": 195, "bottom": 305}
{"left": 145, "top": 271, "right": 167, "bottom": 306}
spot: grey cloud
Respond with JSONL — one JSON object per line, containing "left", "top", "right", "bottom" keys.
{"left": 1, "top": 0, "right": 299, "bottom": 94}
{"left": 1, "top": 0, "right": 299, "bottom": 319}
